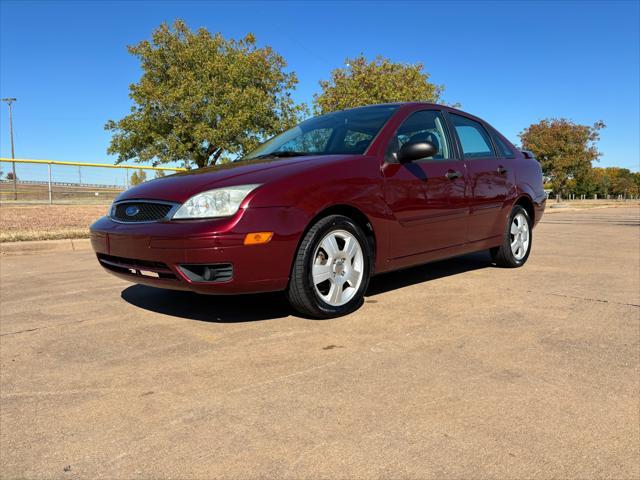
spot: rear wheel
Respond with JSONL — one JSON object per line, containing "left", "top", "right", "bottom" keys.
{"left": 490, "top": 205, "right": 532, "bottom": 268}
{"left": 287, "top": 215, "right": 371, "bottom": 318}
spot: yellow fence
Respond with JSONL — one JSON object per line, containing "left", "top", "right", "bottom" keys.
{"left": 0, "top": 158, "right": 187, "bottom": 204}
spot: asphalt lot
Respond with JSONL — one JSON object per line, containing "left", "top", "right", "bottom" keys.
{"left": 1, "top": 206, "right": 639, "bottom": 479}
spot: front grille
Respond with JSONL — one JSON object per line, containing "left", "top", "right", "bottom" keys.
{"left": 97, "top": 253, "right": 177, "bottom": 280}
{"left": 112, "top": 201, "right": 174, "bottom": 223}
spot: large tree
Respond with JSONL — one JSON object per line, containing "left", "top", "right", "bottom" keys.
{"left": 520, "top": 118, "right": 605, "bottom": 201}
{"left": 313, "top": 54, "right": 448, "bottom": 114}
{"left": 106, "top": 20, "right": 304, "bottom": 168}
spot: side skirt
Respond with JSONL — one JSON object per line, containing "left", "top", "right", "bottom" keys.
{"left": 378, "top": 236, "right": 502, "bottom": 275}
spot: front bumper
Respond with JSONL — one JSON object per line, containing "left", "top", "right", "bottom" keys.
{"left": 90, "top": 206, "right": 305, "bottom": 294}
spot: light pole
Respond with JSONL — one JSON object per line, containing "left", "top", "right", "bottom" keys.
{"left": 1, "top": 97, "right": 17, "bottom": 200}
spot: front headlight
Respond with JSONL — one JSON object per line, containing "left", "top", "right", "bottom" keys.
{"left": 172, "top": 184, "right": 260, "bottom": 219}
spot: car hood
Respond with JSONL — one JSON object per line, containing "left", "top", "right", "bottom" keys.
{"left": 116, "top": 155, "right": 353, "bottom": 204}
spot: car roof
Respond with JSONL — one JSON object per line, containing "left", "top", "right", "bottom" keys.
{"left": 343, "top": 102, "right": 441, "bottom": 108}
{"left": 340, "top": 102, "right": 463, "bottom": 112}
{"left": 340, "top": 102, "right": 480, "bottom": 120}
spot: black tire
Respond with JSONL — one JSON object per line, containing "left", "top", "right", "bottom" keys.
{"left": 287, "top": 215, "right": 372, "bottom": 319}
{"left": 490, "top": 205, "right": 532, "bottom": 268}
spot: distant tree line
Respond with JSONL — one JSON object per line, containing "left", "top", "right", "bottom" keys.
{"left": 563, "top": 167, "right": 640, "bottom": 199}
{"left": 106, "top": 19, "right": 637, "bottom": 193}
{"left": 519, "top": 119, "right": 638, "bottom": 200}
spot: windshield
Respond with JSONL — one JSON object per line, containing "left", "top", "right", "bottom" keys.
{"left": 244, "top": 105, "right": 399, "bottom": 160}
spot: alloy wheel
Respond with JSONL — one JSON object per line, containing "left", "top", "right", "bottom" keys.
{"left": 311, "top": 229, "right": 364, "bottom": 306}
{"left": 510, "top": 212, "right": 530, "bottom": 260}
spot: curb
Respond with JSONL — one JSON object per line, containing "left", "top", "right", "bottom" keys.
{"left": 0, "top": 238, "right": 92, "bottom": 256}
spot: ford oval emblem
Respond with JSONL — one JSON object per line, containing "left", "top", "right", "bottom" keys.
{"left": 125, "top": 205, "right": 140, "bottom": 217}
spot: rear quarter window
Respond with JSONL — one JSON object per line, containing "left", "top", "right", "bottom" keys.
{"left": 490, "top": 129, "right": 516, "bottom": 158}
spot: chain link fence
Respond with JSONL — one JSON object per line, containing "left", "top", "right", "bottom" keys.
{"left": 0, "top": 159, "right": 185, "bottom": 205}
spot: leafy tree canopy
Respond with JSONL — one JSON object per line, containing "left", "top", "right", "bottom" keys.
{"left": 313, "top": 55, "right": 449, "bottom": 114}
{"left": 520, "top": 118, "right": 605, "bottom": 200}
{"left": 106, "top": 20, "right": 304, "bottom": 168}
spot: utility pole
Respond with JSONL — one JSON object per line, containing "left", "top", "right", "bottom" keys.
{"left": 1, "top": 98, "right": 17, "bottom": 200}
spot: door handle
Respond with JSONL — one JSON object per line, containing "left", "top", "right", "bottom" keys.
{"left": 445, "top": 170, "right": 462, "bottom": 180}
{"left": 497, "top": 165, "right": 508, "bottom": 175}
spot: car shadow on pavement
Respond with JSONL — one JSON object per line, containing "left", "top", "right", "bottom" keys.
{"left": 366, "top": 251, "right": 492, "bottom": 297}
{"left": 120, "top": 285, "right": 293, "bottom": 323}
{"left": 120, "top": 251, "right": 493, "bottom": 322}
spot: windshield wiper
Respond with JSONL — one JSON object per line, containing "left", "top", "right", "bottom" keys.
{"left": 246, "top": 151, "right": 310, "bottom": 160}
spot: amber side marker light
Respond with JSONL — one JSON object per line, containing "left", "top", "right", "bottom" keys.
{"left": 244, "top": 232, "right": 274, "bottom": 245}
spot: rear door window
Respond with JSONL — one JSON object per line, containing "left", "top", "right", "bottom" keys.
{"left": 449, "top": 114, "right": 496, "bottom": 159}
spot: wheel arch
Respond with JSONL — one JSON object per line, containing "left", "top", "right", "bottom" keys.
{"left": 292, "top": 204, "right": 378, "bottom": 276}
{"left": 514, "top": 194, "right": 535, "bottom": 224}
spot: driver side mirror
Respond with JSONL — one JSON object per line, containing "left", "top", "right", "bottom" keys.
{"left": 397, "top": 141, "right": 438, "bottom": 163}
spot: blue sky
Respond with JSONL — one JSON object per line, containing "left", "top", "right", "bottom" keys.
{"left": 1, "top": 0, "right": 639, "bottom": 183}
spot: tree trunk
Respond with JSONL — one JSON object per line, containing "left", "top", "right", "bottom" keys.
{"left": 197, "top": 144, "right": 220, "bottom": 168}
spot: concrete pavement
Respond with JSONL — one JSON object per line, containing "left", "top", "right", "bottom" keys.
{"left": 1, "top": 207, "right": 639, "bottom": 479}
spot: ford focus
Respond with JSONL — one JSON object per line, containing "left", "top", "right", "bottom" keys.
{"left": 91, "top": 103, "right": 546, "bottom": 318}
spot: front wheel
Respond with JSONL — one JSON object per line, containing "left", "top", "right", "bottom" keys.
{"left": 287, "top": 215, "right": 371, "bottom": 318}
{"left": 490, "top": 205, "right": 532, "bottom": 268}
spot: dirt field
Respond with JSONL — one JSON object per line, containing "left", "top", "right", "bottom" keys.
{"left": 1, "top": 207, "right": 638, "bottom": 479}
{"left": 0, "top": 205, "right": 106, "bottom": 242}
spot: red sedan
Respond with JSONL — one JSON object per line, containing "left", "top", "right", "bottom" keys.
{"left": 91, "top": 103, "right": 546, "bottom": 318}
